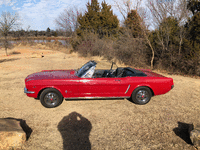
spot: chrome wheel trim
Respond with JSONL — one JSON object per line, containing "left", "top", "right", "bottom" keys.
{"left": 44, "top": 92, "right": 59, "bottom": 106}
{"left": 136, "top": 90, "right": 149, "bottom": 102}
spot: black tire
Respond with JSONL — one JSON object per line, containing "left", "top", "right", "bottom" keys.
{"left": 131, "top": 87, "right": 152, "bottom": 105}
{"left": 40, "top": 88, "right": 63, "bottom": 108}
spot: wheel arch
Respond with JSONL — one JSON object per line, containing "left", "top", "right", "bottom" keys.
{"left": 133, "top": 86, "right": 154, "bottom": 96}
{"left": 148, "top": 86, "right": 154, "bottom": 96}
{"left": 37, "top": 87, "right": 63, "bottom": 99}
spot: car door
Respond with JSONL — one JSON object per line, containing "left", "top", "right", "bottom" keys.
{"left": 78, "top": 77, "right": 121, "bottom": 97}
{"left": 61, "top": 79, "right": 80, "bottom": 98}
{"left": 117, "top": 76, "right": 132, "bottom": 96}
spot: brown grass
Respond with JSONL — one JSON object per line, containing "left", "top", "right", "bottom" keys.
{"left": 11, "top": 40, "right": 71, "bottom": 55}
{"left": 0, "top": 46, "right": 199, "bottom": 150}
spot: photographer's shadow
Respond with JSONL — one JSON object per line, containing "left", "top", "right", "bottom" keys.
{"left": 57, "top": 112, "right": 92, "bottom": 150}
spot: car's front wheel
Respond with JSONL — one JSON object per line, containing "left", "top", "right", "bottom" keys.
{"left": 40, "top": 88, "right": 63, "bottom": 108}
{"left": 131, "top": 87, "right": 152, "bottom": 105}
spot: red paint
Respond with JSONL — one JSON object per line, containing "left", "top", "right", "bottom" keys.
{"left": 24, "top": 69, "right": 174, "bottom": 99}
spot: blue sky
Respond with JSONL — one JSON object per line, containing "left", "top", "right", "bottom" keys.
{"left": 0, "top": 0, "right": 120, "bottom": 31}
{"left": 0, "top": 0, "right": 148, "bottom": 31}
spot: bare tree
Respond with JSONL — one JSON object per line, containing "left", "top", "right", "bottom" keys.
{"left": 176, "top": 0, "right": 192, "bottom": 55}
{"left": 55, "top": 7, "right": 80, "bottom": 37}
{"left": 0, "top": 11, "right": 19, "bottom": 56}
{"left": 113, "top": 0, "right": 155, "bottom": 69}
{"left": 113, "top": 0, "right": 142, "bottom": 20}
{"left": 146, "top": 0, "right": 191, "bottom": 59}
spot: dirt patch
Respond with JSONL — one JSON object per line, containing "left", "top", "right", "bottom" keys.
{"left": 0, "top": 46, "right": 199, "bottom": 150}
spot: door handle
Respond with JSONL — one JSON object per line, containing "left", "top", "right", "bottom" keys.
{"left": 115, "top": 79, "right": 121, "bottom": 81}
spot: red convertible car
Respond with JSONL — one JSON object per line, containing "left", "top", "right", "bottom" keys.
{"left": 24, "top": 60, "right": 174, "bottom": 108}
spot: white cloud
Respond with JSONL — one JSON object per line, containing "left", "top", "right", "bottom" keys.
{"left": 18, "top": 0, "right": 91, "bottom": 30}
{"left": 23, "top": 2, "right": 34, "bottom": 7}
{"left": 18, "top": 0, "right": 74, "bottom": 30}
{"left": 0, "top": 0, "right": 17, "bottom": 6}
{"left": 12, "top": 5, "right": 20, "bottom": 10}
{"left": 9, "top": 0, "right": 17, "bottom": 6}
{"left": 24, "top": 0, "right": 34, "bottom": 3}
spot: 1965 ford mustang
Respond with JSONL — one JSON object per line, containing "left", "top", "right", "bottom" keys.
{"left": 24, "top": 60, "right": 174, "bottom": 108}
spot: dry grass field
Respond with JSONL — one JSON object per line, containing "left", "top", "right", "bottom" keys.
{"left": 0, "top": 46, "right": 199, "bottom": 150}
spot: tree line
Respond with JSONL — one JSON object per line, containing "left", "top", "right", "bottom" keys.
{"left": 67, "top": 0, "right": 200, "bottom": 76}
{"left": 1, "top": 27, "right": 69, "bottom": 38}
{"left": 1, "top": 0, "right": 200, "bottom": 76}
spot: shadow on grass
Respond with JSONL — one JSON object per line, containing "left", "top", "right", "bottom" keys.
{"left": 57, "top": 112, "right": 92, "bottom": 150}
{"left": 4, "top": 117, "right": 33, "bottom": 140}
{"left": 0, "top": 58, "right": 20, "bottom": 63}
{"left": 10, "top": 51, "right": 21, "bottom": 55}
{"left": 173, "top": 122, "right": 194, "bottom": 145}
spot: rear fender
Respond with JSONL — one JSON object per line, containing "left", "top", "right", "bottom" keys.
{"left": 129, "top": 84, "right": 154, "bottom": 96}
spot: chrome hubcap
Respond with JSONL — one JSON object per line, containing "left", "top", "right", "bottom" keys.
{"left": 136, "top": 90, "right": 149, "bottom": 102}
{"left": 44, "top": 92, "right": 58, "bottom": 106}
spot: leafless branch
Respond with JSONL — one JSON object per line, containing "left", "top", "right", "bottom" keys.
{"left": 113, "top": 0, "right": 142, "bottom": 20}
{"left": 55, "top": 7, "right": 81, "bottom": 36}
{"left": 0, "top": 11, "right": 19, "bottom": 56}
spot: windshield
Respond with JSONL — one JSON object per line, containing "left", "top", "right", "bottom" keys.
{"left": 76, "top": 61, "right": 97, "bottom": 77}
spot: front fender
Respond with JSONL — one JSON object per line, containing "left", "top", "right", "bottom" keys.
{"left": 36, "top": 86, "right": 64, "bottom": 98}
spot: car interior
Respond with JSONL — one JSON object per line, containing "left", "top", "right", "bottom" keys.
{"left": 79, "top": 61, "right": 147, "bottom": 78}
{"left": 92, "top": 67, "right": 147, "bottom": 78}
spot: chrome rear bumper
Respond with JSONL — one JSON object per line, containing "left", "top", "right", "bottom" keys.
{"left": 24, "top": 87, "right": 35, "bottom": 94}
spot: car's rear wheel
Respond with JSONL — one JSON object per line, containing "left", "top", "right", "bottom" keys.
{"left": 131, "top": 87, "right": 152, "bottom": 105}
{"left": 40, "top": 88, "right": 63, "bottom": 108}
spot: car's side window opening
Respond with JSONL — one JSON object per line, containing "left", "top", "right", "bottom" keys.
{"left": 115, "top": 68, "right": 124, "bottom": 77}
{"left": 121, "top": 68, "right": 147, "bottom": 77}
{"left": 92, "top": 70, "right": 114, "bottom": 78}
{"left": 93, "top": 68, "right": 123, "bottom": 78}
{"left": 92, "top": 67, "right": 147, "bottom": 78}
{"left": 122, "top": 70, "right": 135, "bottom": 77}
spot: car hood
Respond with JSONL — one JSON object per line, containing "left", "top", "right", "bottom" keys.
{"left": 25, "top": 70, "right": 78, "bottom": 82}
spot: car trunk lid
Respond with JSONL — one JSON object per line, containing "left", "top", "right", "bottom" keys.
{"left": 137, "top": 69, "right": 166, "bottom": 77}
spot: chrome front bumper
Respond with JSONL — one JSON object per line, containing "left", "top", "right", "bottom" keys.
{"left": 24, "top": 87, "right": 35, "bottom": 94}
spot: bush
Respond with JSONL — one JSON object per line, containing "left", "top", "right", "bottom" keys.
{"left": 71, "top": 31, "right": 148, "bottom": 68}
{"left": 113, "top": 36, "right": 147, "bottom": 67}
{"left": 71, "top": 33, "right": 113, "bottom": 57}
